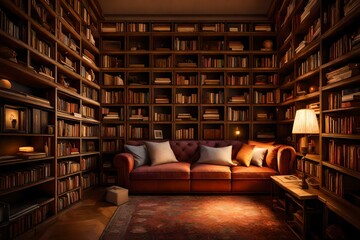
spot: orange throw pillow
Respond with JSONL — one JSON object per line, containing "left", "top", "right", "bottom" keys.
{"left": 235, "top": 143, "right": 255, "bottom": 167}
{"left": 265, "top": 145, "right": 281, "bottom": 169}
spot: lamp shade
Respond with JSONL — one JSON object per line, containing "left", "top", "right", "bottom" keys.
{"left": 292, "top": 109, "right": 319, "bottom": 134}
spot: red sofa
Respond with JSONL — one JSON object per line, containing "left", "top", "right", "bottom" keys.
{"left": 113, "top": 140, "right": 296, "bottom": 194}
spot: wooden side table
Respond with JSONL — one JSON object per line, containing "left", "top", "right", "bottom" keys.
{"left": 271, "top": 175, "right": 323, "bottom": 240}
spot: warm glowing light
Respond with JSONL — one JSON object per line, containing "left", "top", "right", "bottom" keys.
{"left": 19, "top": 146, "right": 34, "bottom": 152}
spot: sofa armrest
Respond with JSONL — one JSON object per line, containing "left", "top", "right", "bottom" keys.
{"left": 113, "top": 153, "right": 135, "bottom": 188}
{"left": 276, "top": 145, "right": 296, "bottom": 175}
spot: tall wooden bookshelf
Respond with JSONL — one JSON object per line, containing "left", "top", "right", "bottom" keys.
{"left": 98, "top": 20, "right": 279, "bottom": 182}
{"left": 276, "top": 0, "right": 360, "bottom": 238}
{"left": 0, "top": 0, "right": 101, "bottom": 238}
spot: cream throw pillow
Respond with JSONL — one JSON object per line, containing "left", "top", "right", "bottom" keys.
{"left": 197, "top": 145, "right": 235, "bottom": 166}
{"left": 251, "top": 147, "right": 268, "bottom": 167}
{"left": 145, "top": 141, "right": 178, "bottom": 166}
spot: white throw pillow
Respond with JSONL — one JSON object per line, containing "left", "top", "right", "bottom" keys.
{"left": 197, "top": 145, "right": 235, "bottom": 166}
{"left": 145, "top": 141, "right": 178, "bottom": 166}
{"left": 251, "top": 147, "right": 268, "bottom": 167}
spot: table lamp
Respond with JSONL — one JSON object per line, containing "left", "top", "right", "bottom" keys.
{"left": 292, "top": 109, "right": 319, "bottom": 189}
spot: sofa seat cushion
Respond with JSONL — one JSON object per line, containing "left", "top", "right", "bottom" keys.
{"left": 191, "top": 163, "right": 231, "bottom": 180}
{"left": 231, "top": 166, "right": 277, "bottom": 179}
{"left": 131, "top": 162, "right": 190, "bottom": 180}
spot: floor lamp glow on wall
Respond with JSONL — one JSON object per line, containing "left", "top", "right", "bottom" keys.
{"left": 292, "top": 109, "right": 319, "bottom": 189}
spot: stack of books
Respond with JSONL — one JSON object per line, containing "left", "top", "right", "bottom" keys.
{"left": 256, "top": 113, "right": 269, "bottom": 120}
{"left": 103, "top": 111, "right": 120, "bottom": 121}
{"left": 203, "top": 109, "right": 220, "bottom": 120}
{"left": 254, "top": 24, "right": 272, "bottom": 32}
{"left": 154, "top": 95, "right": 169, "bottom": 104}
{"left": 325, "top": 63, "right": 360, "bottom": 84}
{"left": 228, "top": 41, "right": 244, "bottom": 51}
{"left": 300, "top": 0, "right": 317, "bottom": 22}
{"left": 153, "top": 24, "right": 171, "bottom": 32}
{"left": 228, "top": 95, "right": 248, "bottom": 103}
{"left": 177, "top": 62, "right": 197, "bottom": 67}
{"left": 341, "top": 88, "right": 360, "bottom": 107}
{"left": 307, "top": 102, "right": 320, "bottom": 114}
{"left": 154, "top": 78, "right": 171, "bottom": 84}
{"left": 60, "top": 55, "right": 76, "bottom": 72}
{"left": 176, "top": 113, "right": 196, "bottom": 121}
{"left": 17, "top": 151, "right": 47, "bottom": 159}
{"left": 177, "top": 25, "right": 196, "bottom": 32}
{"left": 295, "top": 40, "right": 307, "bottom": 54}
{"left": 82, "top": 49, "right": 96, "bottom": 66}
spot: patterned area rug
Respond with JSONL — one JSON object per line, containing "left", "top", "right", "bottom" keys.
{"left": 100, "top": 195, "right": 296, "bottom": 240}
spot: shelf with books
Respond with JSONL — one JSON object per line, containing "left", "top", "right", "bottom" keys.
{"left": 0, "top": 189, "right": 55, "bottom": 239}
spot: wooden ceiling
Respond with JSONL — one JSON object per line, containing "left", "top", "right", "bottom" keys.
{"left": 97, "top": 0, "right": 275, "bottom": 19}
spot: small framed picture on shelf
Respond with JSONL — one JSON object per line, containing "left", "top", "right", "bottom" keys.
{"left": 154, "top": 130, "right": 163, "bottom": 139}
{"left": 1, "top": 105, "right": 27, "bottom": 133}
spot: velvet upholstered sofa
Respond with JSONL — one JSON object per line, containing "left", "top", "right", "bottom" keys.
{"left": 113, "top": 140, "right": 296, "bottom": 194}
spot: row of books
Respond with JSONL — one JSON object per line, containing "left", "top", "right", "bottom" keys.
{"left": 226, "top": 74, "right": 250, "bottom": 86}
{"left": 103, "top": 74, "right": 124, "bottom": 86}
{"left": 153, "top": 112, "right": 171, "bottom": 122}
{"left": 82, "top": 105, "right": 96, "bottom": 119}
{"left": 176, "top": 75, "right": 198, "bottom": 85}
{"left": 175, "top": 93, "right": 198, "bottom": 104}
{"left": 100, "top": 22, "right": 270, "bottom": 33}
{"left": 57, "top": 142, "right": 79, "bottom": 157}
{"left": 203, "top": 127, "right": 224, "bottom": 140}
{"left": 57, "top": 161, "right": 80, "bottom": 176}
{"left": 102, "top": 55, "right": 124, "bottom": 68}
{"left": 8, "top": 203, "right": 50, "bottom": 238}
{"left": 297, "top": 51, "right": 320, "bottom": 76}
{"left": 82, "top": 173, "right": 98, "bottom": 190}
{"left": 328, "top": 140, "right": 360, "bottom": 172}
{"left": 253, "top": 90, "right": 276, "bottom": 104}
{"left": 128, "top": 126, "right": 149, "bottom": 139}
{"left": 175, "top": 128, "right": 195, "bottom": 140}
{"left": 58, "top": 120, "right": 80, "bottom": 137}
{"left": 57, "top": 97, "right": 79, "bottom": 113}
{"left": 82, "top": 84, "right": 99, "bottom": 101}
{"left": 102, "top": 139, "right": 123, "bottom": 152}
{"left": 58, "top": 190, "right": 80, "bottom": 211}
{"left": 323, "top": 169, "right": 343, "bottom": 197}
{"left": 0, "top": 163, "right": 51, "bottom": 191}
{"left": 127, "top": 90, "right": 149, "bottom": 104}
{"left": 81, "top": 125, "right": 99, "bottom": 137}
{"left": 101, "top": 89, "right": 125, "bottom": 104}
{"left": 101, "top": 125, "right": 124, "bottom": 137}
{"left": 57, "top": 175, "right": 79, "bottom": 195}
{"left": 296, "top": 158, "right": 320, "bottom": 178}
{"left": 227, "top": 107, "right": 248, "bottom": 121}
{"left": 324, "top": 115, "right": 359, "bottom": 134}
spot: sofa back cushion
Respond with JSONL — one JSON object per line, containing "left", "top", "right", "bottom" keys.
{"left": 126, "top": 140, "right": 244, "bottom": 164}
